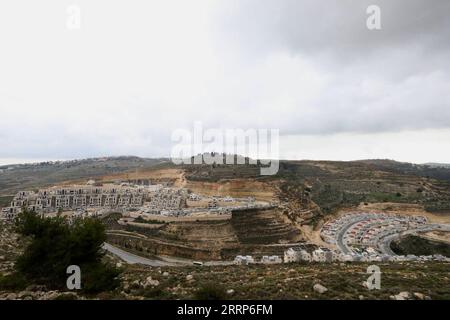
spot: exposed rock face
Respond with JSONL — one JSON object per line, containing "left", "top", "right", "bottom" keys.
{"left": 277, "top": 181, "right": 323, "bottom": 226}
{"left": 184, "top": 179, "right": 275, "bottom": 201}
{"left": 230, "top": 208, "right": 302, "bottom": 245}
{"left": 107, "top": 206, "right": 304, "bottom": 260}
{"left": 107, "top": 233, "right": 217, "bottom": 260}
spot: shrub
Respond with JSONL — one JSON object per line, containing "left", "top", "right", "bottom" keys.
{"left": 141, "top": 286, "right": 171, "bottom": 299}
{"left": 0, "top": 272, "right": 27, "bottom": 291}
{"left": 13, "top": 210, "right": 120, "bottom": 293}
{"left": 80, "top": 263, "right": 121, "bottom": 294}
{"left": 194, "top": 282, "right": 227, "bottom": 300}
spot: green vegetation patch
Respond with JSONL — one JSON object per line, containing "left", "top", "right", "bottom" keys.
{"left": 391, "top": 235, "right": 450, "bottom": 257}
{"left": 1, "top": 210, "right": 121, "bottom": 294}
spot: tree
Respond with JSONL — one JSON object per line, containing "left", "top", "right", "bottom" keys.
{"left": 12, "top": 210, "right": 120, "bottom": 293}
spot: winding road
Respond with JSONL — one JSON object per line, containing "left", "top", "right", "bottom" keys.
{"left": 102, "top": 243, "right": 180, "bottom": 266}
{"left": 102, "top": 243, "right": 235, "bottom": 267}
{"left": 335, "top": 216, "right": 368, "bottom": 254}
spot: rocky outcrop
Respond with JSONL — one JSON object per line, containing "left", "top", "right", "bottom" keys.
{"left": 230, "top": 208, "right": 302, "bottom": 244}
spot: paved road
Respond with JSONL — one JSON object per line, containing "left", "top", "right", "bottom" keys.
{"left": 102, "top": 243, "right": 181, "bottom": 266}
{"left": 336, "top": 216, "right": 368, "bottom": 254}
{"left": 378, "top": 234, "right": 400, "bottom": 256}
{"left": 102, "top": 243, "right": 235, "bottom": 267}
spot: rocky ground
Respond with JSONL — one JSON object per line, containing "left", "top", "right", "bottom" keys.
{"left": 1, "top": 219, "right": 449, "bottom": 300}
{"left": 0, "top": 221, "right": 23, "bottom": 275}
{"left": 114, "top": 261, "right": 449, "bottom": 300}
{"left": 0, "top": 287, "right": 81, "bottom": 300}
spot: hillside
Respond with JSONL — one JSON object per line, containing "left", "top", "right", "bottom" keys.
{"left": 0, "top": 156, "right": 168, "bottom": 195}
{"left": 182, "top": 159, "right": 450, "bottom": 218}
{"left": 2, "top": 156, "right": 450, "bottom": 219}
{"left": 117, "top": 261, "right": 450, "bottom": 300}
{"left": 1, "top": 218, "right": 449, "bottom": 300}
{"left": 1, "top": 157, "right": 450, "bottom": 300}
{"left": 359, "top": 159, "right": 450, "bottom": 182}
{"left": 105, "top": 207, "right": 305, "bottom": 261}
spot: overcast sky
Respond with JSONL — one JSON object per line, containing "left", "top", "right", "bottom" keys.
{"left": 0, "top": 0, "right": 449, "bottom": 165}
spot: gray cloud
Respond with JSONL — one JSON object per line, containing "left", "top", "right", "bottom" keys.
{"left": 212, "top": 0, "right": 450, "bottom": 63}
{"left": 207, "top": 0, "right": 450, "bottom": 133}
{"left": 0, "top": 0, "right": 449, "bottom": 161}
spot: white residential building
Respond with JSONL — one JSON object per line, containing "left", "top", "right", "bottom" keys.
{"left": 312, "top": 248, "right": 326, "bottom": 262}
{"left": 234, "top": 255, "right": 255, "bottom": 265}
{"left": 284, "top": 248, "right": 301, "bottom": 263}
{"left": 261, "top": 255, "right": 282, "bottom": 264}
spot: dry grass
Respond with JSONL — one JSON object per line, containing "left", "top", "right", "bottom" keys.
{"left": 120, "top": 261, "right": 450, "bottom": 300}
